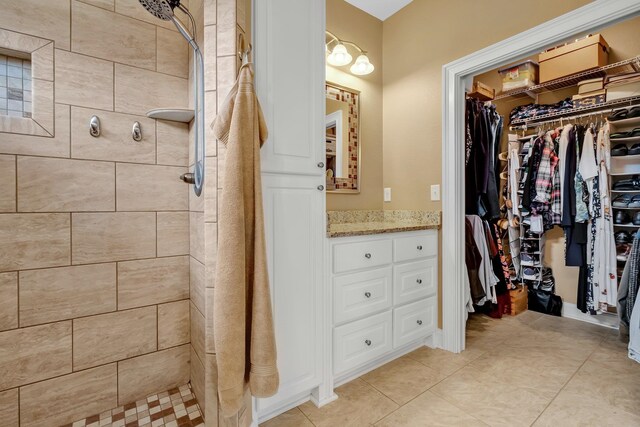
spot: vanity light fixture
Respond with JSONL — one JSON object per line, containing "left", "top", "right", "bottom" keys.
{"left": 325, "top": 30, "right": 374, "bottom": 75}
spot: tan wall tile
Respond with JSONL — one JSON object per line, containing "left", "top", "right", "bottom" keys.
{"left": 72, "top": 1, "right": 156, "bottom": 70}
{"left": 204, "top": 26, "right": 217, "bottom": 90}
{"left": 31, "top": 78, "right": 55, "bottom": 135}
{"left": 0, "top": 273, "right": 17, "bottom": 332}
{"left": 157, "top": 212, "right": 190, "bottom": 257}
{"left": 117, "top": 344, "right": 190, "bottom": 405}
{"left": 20, "top": 364, "right": 117, "bottom": 427}
{"left": 116, "top": 163, "right": 188, "bottom": 211}
{"left": 73, "top": 306, "right": 157, "bottom": 370}
{"left": 205, "top": 287, "right": 216, "bottom": 354}
{"left": 190, "top": 257, "right": 205, "bottom": 315}
{"left": 55, "top": 50, "right": 114, "bottom": 110}
{"left": 191, "top": 302, "right": 205, "bottom": 363}
{"left": 0, "top": 213, "right": 70, "bottom": 272}
{"left": 216, "top": 0, "right": 236, "bottom": 57}
{"left": 0, "top": 0, "right": 70, "bottom": 50}
{"left": 189, "top": 171, "right": 205, "bottom": 212}
{"left": 190, "top": 211, "right": 204, "bottom": 263}
{"left": 0, "top": 322, "right": 72, "bottom": 390}
{"left": 205, "top": 222, "right": 217, "bottom": 286}
{"left": 72, "top": 212, "right": 156, "bottom": 264}
{"left": 19, "top": 264, "right": 116, "bottom": 327}
{"left": 190, "top": 345, "right": 205, "bottom": 413}
{"left": 158, "top": 300, "right": 190, "bottom": 349}
{"left": 205, "top": 160, "right": 218, "bottom": 222}
{"left": 71, "top": 107, "right": 156, "bottom": 163}
{"left": 0, "top": 389, "right": 18, "bottom": 427}
{"left": 0, "top": 155, "right": 16, "bottom": 212}
{"left": 17, "top": 157, "right": 115, "bottom": 212}
{"left": 0, "top": 104, "right": 71, "bottom": 158}
{"left": 157, "top": 119, "right": 189, "bottom": 166}
{"left": 204, "top": 0, "right": 217, "bottom": 26}
{"left": 31, "top": 43, "right": 54, "bottom": 82}
{"left": 204, "top": 353, "right": 219, "bottom": 425}
{"left": 157, "top": 27, "right": 189, "bottom": 78}
{"left": 78, "top": 0, "right": 115, "bottom": 11}
{"left": 118, "top": 256, "right": 189, "bottom": 309}
{"left": 115, "top": 64, "right": 188, "bottom": 115}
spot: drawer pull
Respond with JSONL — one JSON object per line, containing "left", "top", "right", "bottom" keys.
{"left": 364, "top": 292, "right": 372, "bottom": 298}
{"left": 417, "top": 319, "right": 423, "bottom": 325}
{"left": 364, "top": 253, "right": 372, "bottom": 259}
{"left": 364, "top": 339, "right": 372, "bottom": 346}
{"left": 416, "top": 278, "right": 422, "bottom": 284}
{"left": 417, "top": 245, "right": 423, "bottom": 250}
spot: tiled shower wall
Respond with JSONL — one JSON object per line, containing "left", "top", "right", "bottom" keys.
{"left": 186, "top": 0, "right": 254, "bottom": 426}
{"left": 0, "top": 1, "right": 193, "bottom": 426}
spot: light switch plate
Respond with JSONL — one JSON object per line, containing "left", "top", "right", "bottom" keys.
{"left": 384, "top": 187, "right": 391, "bottom": 202}
{"left": 430, "top": 184, "right": 440, "bottom": 201}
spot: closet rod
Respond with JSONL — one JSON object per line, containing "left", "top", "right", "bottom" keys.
{"left": 509, "top": 109, "right": 609, "bottom": 130}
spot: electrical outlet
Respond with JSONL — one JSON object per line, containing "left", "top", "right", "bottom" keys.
{"left": 384, "top": 188, "right": 391, "bottom": 202}
{"left": 430, "top": 184, "right": 440, "bottom": 201}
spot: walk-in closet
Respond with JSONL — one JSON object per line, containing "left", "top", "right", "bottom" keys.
{"left": 464, "top": 15, "right": 640, "bottom": 362}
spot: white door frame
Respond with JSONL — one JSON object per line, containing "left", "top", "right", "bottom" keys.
{"left": 441, "top": 0, "right": 640, "bottom": 353}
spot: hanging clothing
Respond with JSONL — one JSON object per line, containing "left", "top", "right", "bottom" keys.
{"left": 465, "top": 218, "right": 485, "bottom": 304}
{"left": 212, "top": 63, "right": 279, "bottom": 415}
{"left": 466, "top": 215, "right": 499, "bottom": 305}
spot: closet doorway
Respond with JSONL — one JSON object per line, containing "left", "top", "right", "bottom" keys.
{"left": 441, "top": 0, "right": 640, "bottom": 353}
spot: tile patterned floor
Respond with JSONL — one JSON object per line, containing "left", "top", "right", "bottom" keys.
{"left": 65, "top": 383, "right": 203, "bottom": 427}
{"left": 261, "top": 311, "right": 640, "bottom": 427}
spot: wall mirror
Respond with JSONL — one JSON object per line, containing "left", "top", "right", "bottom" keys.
{"left": 325, "top": 82, "right": 360, "bottom": 193}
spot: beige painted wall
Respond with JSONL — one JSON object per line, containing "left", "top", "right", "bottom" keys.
{"left": 473, "top": 15, "right": 640, "bottom": 306}
{"left": 326, "top": 0, "right": 383, "bottom": 210}
{"left": 381, "top": 0, "right": 593, "bottom": 212}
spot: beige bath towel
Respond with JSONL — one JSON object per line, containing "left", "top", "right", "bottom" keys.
{"left": 211, "top": 63, "right": 279, "bottom": 416}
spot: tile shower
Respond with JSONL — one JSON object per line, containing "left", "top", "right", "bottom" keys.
{"left": 0, "top": 0, "right": 248, "bottom": 426}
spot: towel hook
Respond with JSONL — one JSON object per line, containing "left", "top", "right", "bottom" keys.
{"left": 238, "top": 32, "right": 252, "bottom": 66}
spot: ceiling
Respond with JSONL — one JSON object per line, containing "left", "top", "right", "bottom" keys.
{"left": 344, "top": 0, "right": 413, "bottom": 21}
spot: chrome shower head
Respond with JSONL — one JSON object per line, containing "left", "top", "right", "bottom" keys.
{"left": 138, "top": 0, "right": 180, "bottom": 21}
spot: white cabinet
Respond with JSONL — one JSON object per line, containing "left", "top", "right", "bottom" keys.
{"left": 254, "top": 0, "right": 326, "bottom": 420}
{"left": 329, "top": 230, "right": 438, "bottom": 383}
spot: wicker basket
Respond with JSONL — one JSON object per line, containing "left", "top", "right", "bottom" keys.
{"left": 509, "top": 285, "right": 528, "bottom": 316}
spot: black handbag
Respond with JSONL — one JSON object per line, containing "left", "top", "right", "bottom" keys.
{"left": 528, "top": 287, "right": 563, "bottom": 316}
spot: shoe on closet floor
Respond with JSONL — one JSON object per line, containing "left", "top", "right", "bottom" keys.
{"left": 629, "top": 144, "right": 640, "bottom": 156}
{"left": 615, "top": 210, "right": 631, "bottom": 224}
{"left": 613, "top": 194, "right": 632, "bottom": 207}
{"left": 628, "top": 195, "right": 640, "bottom": 208}
{"left": 611, "top": 144, "right": 629, "bottom": 156}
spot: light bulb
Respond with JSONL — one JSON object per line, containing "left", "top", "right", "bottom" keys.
{"left": 327, "top": 43, "right": 353, "bottom": 66}
{"left": 350, "top": 54, "right": 374, "bottom": 75}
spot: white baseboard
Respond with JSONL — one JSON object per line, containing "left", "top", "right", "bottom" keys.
{"left": 561, "top": 302, "right": 619, "bottom": 329}
{"left": 309, "top": 392, "right": 338, "bottom": 408}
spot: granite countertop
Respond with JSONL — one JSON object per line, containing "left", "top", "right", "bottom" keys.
{"left": 327, "top": 210, "right": 441, "bottom": 238}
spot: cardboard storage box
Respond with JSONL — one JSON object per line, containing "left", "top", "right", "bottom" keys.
{"left": 498, "top": 60, "right": 538, "bottom": 92}
{"left": 578, "top": 77, "right": 604, "bottom": 94}
{"left": 539, "top": 34, "right": 609, "bottom": 83}
{"left": 573, "top": 94, "right": 606, "bottom": 108}
{"left": 468, "top": 81, "right": 495, "bottom": 101}
{"left": 509, "top": 285, "right": 528, "bottom": 316}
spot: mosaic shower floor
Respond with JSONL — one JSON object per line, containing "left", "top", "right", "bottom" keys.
{"left": 64, "top": 383, "right": 204, "bottom": 427}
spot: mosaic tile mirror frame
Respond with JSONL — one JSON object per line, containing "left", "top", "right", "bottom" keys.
{"left": 326, "top": 82, "right": 360, "bottom": 193}
{"left": 0, "top": 29, "right": 54, "bottom": 137}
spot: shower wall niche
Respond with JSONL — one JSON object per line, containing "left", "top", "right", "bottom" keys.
{"left": 0, "top": 1, "right": 192, "bottom": 426}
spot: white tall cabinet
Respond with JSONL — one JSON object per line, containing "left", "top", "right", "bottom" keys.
{"left": 253, "top": 0, "right": 327, "bottom": 422}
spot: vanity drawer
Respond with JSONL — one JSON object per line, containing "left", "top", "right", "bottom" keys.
{"left": 393, "top": 258, "right": 437, "bottom": 305}
{"left": 333, "top": 311, "right": 392, "bottom": 375}
{"left": 334, "top": 267, "right": 393, "bottom": 324}
{"left": 393, "top": 232, "right": 437, "bottom": 263}
{"left": 333, "top": 239, "right": 392, "bottom": 274}
{"left": 393, "top": 297, "right": 436, "bottom": 348}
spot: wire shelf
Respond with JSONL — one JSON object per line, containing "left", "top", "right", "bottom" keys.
{"left": 494, "top": 55, "right": 640, "bottom": 101}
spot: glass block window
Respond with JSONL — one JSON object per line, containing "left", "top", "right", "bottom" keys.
{"left": 0, "top": 53, "right": 32, "bottom": 118}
